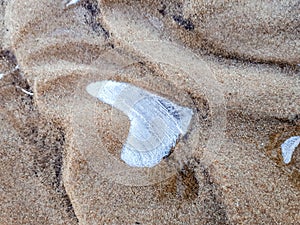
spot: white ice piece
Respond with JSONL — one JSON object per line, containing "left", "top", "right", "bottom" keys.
{"left": 65, "top": 0, "right": 80, "bottom": 7}
{"left": 86, "top": 80, "right": 193, "bottom": 168}
{"left": 0, "top": 73, "right": 3, "bottom": 80}
{"left": 281, "top": 136, "right": 300, "bottom": 164}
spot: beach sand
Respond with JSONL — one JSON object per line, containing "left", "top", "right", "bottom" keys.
{"left": 0, "top": 0, "right": 299, "bottom": 224}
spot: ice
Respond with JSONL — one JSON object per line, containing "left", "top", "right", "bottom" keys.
{"left": 281, "top": 136, "right": 300, "bottom": 164}
{"left": 86, "top": 80, "right": 193, "bottom": 167}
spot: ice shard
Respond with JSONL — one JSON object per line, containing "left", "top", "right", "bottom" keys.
{"left": 86, "top": 80, "right": 193, "bottom": 167}
{"left": 281, "top": 136, "right": 300, "bottom": 164}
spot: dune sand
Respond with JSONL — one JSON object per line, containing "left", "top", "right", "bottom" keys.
{"left": 0, "top": 0, "right": 299, "bottom": 224}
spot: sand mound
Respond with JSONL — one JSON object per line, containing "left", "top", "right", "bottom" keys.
{"left": 1, "top": 0, "right": 299, "bottom": 224}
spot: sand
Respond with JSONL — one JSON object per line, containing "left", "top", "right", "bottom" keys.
{"left": 0, "top": 0, "right": 299, "bottom": 224}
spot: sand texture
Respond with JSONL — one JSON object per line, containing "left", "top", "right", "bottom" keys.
{"left": 0, "top": 0, "right": 299, "bottom": 224}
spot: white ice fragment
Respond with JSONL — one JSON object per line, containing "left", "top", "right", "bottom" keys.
{"left": 0, "top": 73, "right": 3, "bottom": 80}
{"left": 66, "top": 0, "right": 80, "bottom": 7}
{"left": 15, "top": 86, "right": 34, "bottom": 96}
{"left": 281, "top": 136, "right": 300, "bottom": 164}
{"left": 86, "top": 80, "right": 193, "bottom": 168}
{"left": 19, "top": 88, "right": 34, "bottom": 96}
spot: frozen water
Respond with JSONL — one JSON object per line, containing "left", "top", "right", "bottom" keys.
{"left": 65, "top": 0, "right": 80, "bottom": 7}
{"left": 281, "top": 136, "right": 300, "bottom": 164}
{"left": 86, "top": 80, "right": 193, "bottom": 167}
